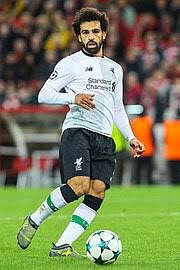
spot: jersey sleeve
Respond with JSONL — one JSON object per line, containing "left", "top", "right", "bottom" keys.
{"left": 38, "top": 57, "right": 76, "bottom": 105}
{"left": 113, "top": 66, "right": 135, "bottom": 142}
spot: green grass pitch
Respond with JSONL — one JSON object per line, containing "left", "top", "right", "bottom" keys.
{"left": 0, "top": 186, "right": 180, "bottom": 270}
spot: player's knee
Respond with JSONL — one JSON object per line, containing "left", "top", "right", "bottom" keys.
{"left": 67, "top": 176, "right": 90, "bottom": 196}
{"left": 88, "top": 180, "right": 106, "bottom": 199}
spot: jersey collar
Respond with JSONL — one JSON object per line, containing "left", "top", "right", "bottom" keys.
{"left": 81, "top": 48, "right": 104, "bottom": 58}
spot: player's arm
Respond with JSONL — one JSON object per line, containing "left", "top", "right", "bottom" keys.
{"left": 38, "top": 59, "right": 95, "bottom": 109}
{"left": 114, "top": 102, "right": 145, "bottom": 157}
{"left": 38, "top": 83, "right": 95, "bottom": 109}
{"left": 38, "top": 59, "right": 75, "bottom": 105}
{"left": 113, "top": 67, "right": 145, "bottom": 157}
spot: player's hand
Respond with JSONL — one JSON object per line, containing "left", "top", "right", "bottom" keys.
{"left": 75, "top": 93, "right": 95, "bottom": 110}
{"left": 129, "top": 138, "right": 145, "bottom": 158}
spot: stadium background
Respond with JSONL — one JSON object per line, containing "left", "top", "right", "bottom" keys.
{"left": 0, "top": 0, "right": 179, "bottom": 187}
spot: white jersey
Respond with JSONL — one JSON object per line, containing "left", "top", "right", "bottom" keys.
{"left": 38, "top": 50, "right": 135, "bottom": 141}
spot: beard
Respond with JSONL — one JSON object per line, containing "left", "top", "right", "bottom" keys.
{"left": 82, "top": 40, "right": 103, "bottom": 55}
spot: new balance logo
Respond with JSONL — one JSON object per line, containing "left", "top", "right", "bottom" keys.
{"left": 74, "top": 157, "right": 83, "bottom": 171}
{"left": 85, "top": 67, "right": 93, "bottom": 71}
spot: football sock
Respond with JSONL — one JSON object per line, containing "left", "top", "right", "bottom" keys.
{"left": 55, "top": 203, "right": 96, "bottom": 246}
{"left": 30, "top": 187, "right": 67, "bottom": 226}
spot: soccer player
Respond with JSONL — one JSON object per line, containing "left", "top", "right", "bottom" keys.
{"left": 17, "top": 7, "right": 145, "bottom": 257}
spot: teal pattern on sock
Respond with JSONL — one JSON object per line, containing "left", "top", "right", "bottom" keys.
{"left": 71, "top": 215, "right": 89, "bottom": 230}
{"left": 46, "top": 195, "right": 59, "bottom": 212}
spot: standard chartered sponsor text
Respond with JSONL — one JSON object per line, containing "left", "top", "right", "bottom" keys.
{"left": 86, "top": 77, "right": 112, "bottom": 91}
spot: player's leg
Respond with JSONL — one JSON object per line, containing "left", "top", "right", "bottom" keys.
{"left": 49, "top": 179, "right": 105, "bottom": 257}
{"left": 49, "top": 132, "right": 115, "bottom": 256}
{"left": 54, "top": 179, "right": 105, "bottom": 247}
{"left": 17, "top": 176, "right": 91, "bottom": 251}
{"left": 17, "top": 181, "right": 84, "bottom": 250}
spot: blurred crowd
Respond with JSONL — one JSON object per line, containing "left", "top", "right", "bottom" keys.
{"left": 0, "top": 0, "right": 179, "bottom": 120}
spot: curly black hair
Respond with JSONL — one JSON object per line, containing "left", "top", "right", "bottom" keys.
{"left": 72, "top": 7, "right": 109, "bottom": 36}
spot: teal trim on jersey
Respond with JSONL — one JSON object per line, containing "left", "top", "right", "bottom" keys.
{"left": 71, "top": 215, "right": 89, "bottom": 230}
{"left": 46, "top": 196, "right": 59, "bottom": 212}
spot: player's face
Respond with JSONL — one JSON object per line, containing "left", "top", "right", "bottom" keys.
{"left": 78, "top": 21, "right": 106, "bottom": 57}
